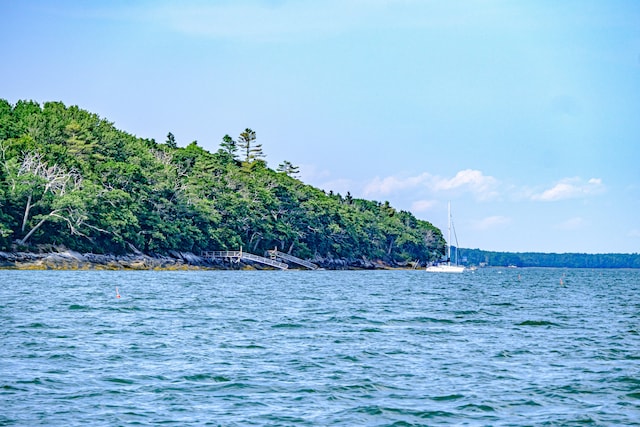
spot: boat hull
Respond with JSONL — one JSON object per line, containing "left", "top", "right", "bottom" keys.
{"left": 426, "top": 265, "right": 466, "bottom": 273}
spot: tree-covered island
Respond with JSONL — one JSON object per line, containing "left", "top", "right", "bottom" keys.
{"left": 0, "top": 100, "right": 445, "bottom": 269}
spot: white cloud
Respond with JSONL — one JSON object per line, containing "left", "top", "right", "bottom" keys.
{"left": 363, "top": 172, "right": 431, "bottom": 196}
{"left": 431, "top": 169, "right": 499, "bottom": 200}
{"left": 363, "top": 169, "right": 499, "bottom": 201}
{"left": 411, "top": 199, "right": 437, "bottom": 213}
{"left": 472, "top": 215, "right": 511, "bottom": 230}
{"left": 531, "top": 177, "right": 605, "bottom": 201}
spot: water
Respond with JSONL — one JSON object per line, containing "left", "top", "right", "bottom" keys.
{"left": 1, "top": 268, "right": 639, "bottom": 426}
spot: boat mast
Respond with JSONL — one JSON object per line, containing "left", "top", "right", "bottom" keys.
{"left": 447, "top": 201, "right": 451, "bottom": 266}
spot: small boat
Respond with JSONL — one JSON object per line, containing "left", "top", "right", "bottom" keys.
{"left": 426, "top": 263, "right": 466, "bottom": 273}
{"left": 426, "top": 201, "right": 466, "bottom": 273}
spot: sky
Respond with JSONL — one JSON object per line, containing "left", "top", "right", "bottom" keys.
{"left": 1, "top": 0, "right": 639, "bottom": 254}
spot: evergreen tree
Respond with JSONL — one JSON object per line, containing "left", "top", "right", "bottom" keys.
{"left": 237, "top": 128, "right": 264, "bottom": 163}
{"left": 277, "top": 160, "right": 300, "bottom": 177}
{"left": 166, "top": 132, "right": 177, "bottom": 148}
{"left": 220, "top": 134, "right": 237, "bottom": 158}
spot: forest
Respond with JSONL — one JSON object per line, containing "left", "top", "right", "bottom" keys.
{"left": 0, "top": 99, "right": 446, "bottom": 265}
{"left": 459, "top": 248, "right": 640, "bottom": 269}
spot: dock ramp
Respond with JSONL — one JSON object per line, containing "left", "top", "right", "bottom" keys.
{"left": 268, "top": 249, "right": 319, "bottom": 270}
{"left": 202, "top": 250, "right": 288, "bottom": 270}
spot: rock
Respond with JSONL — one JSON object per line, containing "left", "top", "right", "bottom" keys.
{"left": 0, "top": 249, "right": 400, "bottom": 270}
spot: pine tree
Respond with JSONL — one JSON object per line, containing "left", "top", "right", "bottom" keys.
{"left": 277, "top": 160, "right": 300, "bottom": 177}
{"left": 220, "top": 134, "right": 237, "bottom": 158}
{"left": 166, "top": 132, "right": 177, "bottom": 148}
{"left": 237, "top": 128, "right": 264, "bottom": 163}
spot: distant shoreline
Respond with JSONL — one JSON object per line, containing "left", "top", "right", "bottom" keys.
{"left": 460, "top": 248, "right": 640, "bottom": 269}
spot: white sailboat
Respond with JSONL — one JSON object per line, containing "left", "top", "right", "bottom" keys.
{"left": 426, "top": 201, "right": 466, "bottom": 273}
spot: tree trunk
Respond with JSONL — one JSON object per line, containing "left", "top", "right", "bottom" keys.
{"left": 252, "top": 236, "right": 262, "bottom": 252}
{"left": 387, "top": 238, "right": 395, "bottom": 256}
{"left": 18, "top": 210, "right": 58, "bottom": 245}
{"left": 21, "top": 193, "right": 32, "bottom": 233}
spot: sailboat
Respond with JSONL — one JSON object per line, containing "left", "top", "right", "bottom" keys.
{"left": 426, "top": 201, "right": 466, "bottom": 273}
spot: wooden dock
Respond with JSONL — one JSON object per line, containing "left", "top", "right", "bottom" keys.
{"left": 202, "top": 250, "right": 289, "bottom": 270}
{"left": 267, "top": 249, "right": 319, "bottom": 270}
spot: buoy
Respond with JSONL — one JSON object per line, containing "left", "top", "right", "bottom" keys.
{"left": 116, "top": 287, "right": 121, "bottom": 298}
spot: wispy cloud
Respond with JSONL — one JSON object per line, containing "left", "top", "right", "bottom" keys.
{"left": 411, "top": 199, "right": 437, "bottom": 213}
{"left": 364, "top": 169, "right": 499, "bottom": 201}
{"left": 133, "top": 0, "right": 520, "bottom": 42}
{"left": 299, "top": 164, "right": 331, "bottom": 182}
{"left": 316, "top": 178, "right": 355, "bottom": 196}
{"left": 531, "top": 177, "right": 604, "bottom": 201}
{"left": 472, "top": 215, "right": 511, "bottom": 231}
{"left": 363, "top": 173, "right": 431, "bottom": 196}
{"left": 141, "top": 0, "right": 414, "bottom": 41}
{"left": 556, "top": 217, "right": 588, "bottom": 230}
{"left": 629, "top": 229, "right": 640, "bottom": 239}
{"left": 431, "top": 169, "right": 499, "bottom": 200}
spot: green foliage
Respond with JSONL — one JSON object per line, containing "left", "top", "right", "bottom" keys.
{"left": 165, "top": 132, "right": 177, "bottom": 149}
{"left": 219, "top": 134, "right": 237, "bottom": 160}
{"left": 236, "top": 128, "right": 265, "bottom": 169}
{"left": 461, "top": 248, "right": 640, "bottom": 268}
{"left": 277, "top": 160, "right": 300, "bottom": 177}
{"left": 0, "top": 99, "right": 445, "bottom": 263}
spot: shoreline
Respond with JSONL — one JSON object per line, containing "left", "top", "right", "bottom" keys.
{"left": 0, "top": 250, "right": 405, "bottom": 271}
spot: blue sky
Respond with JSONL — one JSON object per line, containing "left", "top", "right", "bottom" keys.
{"left": 1, "top": 0, "right": 639, "bottom": 253}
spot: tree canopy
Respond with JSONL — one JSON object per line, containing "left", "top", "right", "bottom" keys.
{"left": 460, "top": 248, "right": 640, "bottom": 269}
{"left": 0, "top": 99, "right": 445, "bottom": 263}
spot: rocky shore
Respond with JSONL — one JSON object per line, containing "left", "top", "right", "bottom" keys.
{"left": 0, "top": 250, "right": 401, "bottom": 270}
{"left": 0, "top": 251, "right": 215, "bottom": 270}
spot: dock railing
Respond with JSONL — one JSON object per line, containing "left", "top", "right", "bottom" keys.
{"left": 202, "top": 250, "right": 288, "bottom": 270}
{"left": 267, "top": 249, "right": 318, "bottom": 270}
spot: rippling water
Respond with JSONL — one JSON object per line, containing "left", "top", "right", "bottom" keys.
{"left": 1, "top": 268, "right": 639, "bottom": 426}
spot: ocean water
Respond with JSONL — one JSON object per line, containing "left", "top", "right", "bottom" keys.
{"left": 1, "top": 268, "right": 639, "bottom": 426}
